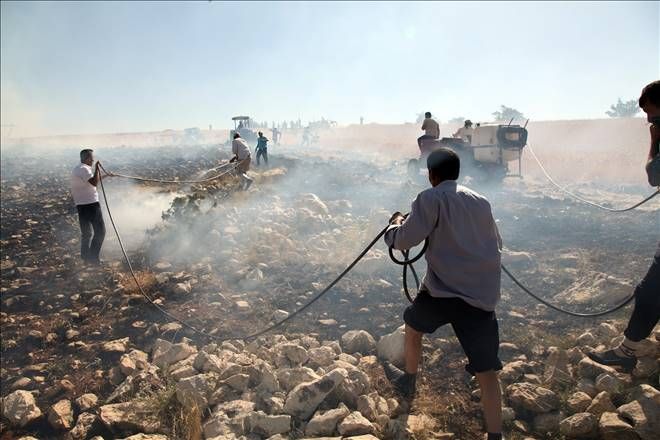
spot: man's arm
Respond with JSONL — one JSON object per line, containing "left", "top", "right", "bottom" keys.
{"left": 384, "top": 192, "right": 438, "bottom": 250}
{"left": 87, "top": 163, "right": 101, "bottom": 187}
{"left": 647, "top": 124, "right": 660, "bottom": 187}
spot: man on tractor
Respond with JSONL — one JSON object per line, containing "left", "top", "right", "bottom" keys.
{"left": 417, "top": 111, "right": 440, "bottom": 150}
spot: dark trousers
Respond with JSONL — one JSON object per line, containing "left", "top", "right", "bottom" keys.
{"left": 256, "top": 148, "right": 268, "bottom": 166}
{"left": 417, "top": 134, "right": 436, "bottom": 148}
{"left": 624, "top": 247, "right": 660, "bottom": 341}
{"left": 77, "top": 202, "right": 105, "bottom": 264}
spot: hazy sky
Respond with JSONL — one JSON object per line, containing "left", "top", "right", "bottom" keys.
{"left": 1, "top": 1, "right": 658, "bottom": 137}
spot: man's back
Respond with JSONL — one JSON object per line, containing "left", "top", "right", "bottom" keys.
{"left": 422, "top": 118, "right": 440, "bottom": 139}
{"left": 256, "top": 136, "right": 269, "bottom": 150}
{"left": 386, "top": 181, "right": 502, "bottom": 311}
{"left": 232, "top": 138, "right": 250, "bottom": 159}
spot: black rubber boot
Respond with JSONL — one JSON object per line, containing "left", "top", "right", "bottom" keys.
{"left": 383, "top": 361, "right": 417, "bottom": 398}
{"left": 587, "top": 349, "right": 637, "bottom": 373}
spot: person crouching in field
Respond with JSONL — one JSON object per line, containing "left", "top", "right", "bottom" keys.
{"left": 231, "top": 132, "right": 254, "bottom": 190}
{"left": 383, "top": 148, "right": 504, "bottom": 440}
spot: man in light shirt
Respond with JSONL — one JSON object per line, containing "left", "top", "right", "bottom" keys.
{"left": 383, "top": 148, "right": 504, "bottom": 440}
{"left": 71, "top": 149, "right": 105, "bottom": 265}
{"left": 453, "top": 119, "right": 474, "bottom": 144}
{"left": 588, "top": 80, "right": 660, "bottom": 373}
{"left": 417, "top": 111, "right": 440, "bottom": 148}
{"left": 231, "top": 132, "right": 253, "bottom": 190}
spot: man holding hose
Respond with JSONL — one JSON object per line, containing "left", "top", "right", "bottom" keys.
{"left": 383, "top": 148, "right": 504, "bottom": 440}
{"left": 588, "top": 80, "right": 660, "bottom": 372}
{"left": 71, "top": 149, "right": 106, "bottom": 266}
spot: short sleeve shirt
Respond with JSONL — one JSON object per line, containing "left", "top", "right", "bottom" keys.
{"left": 71, "top": 163, "right": 99, "bottom": 205}
{"left": 422, "top": 118, "right": 440, "bottom": 138}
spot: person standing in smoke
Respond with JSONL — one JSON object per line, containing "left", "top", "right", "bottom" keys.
{"left": 231, "top": 132, "right": 253, "bottom": 190}
{"left": 383, "top": 148, "right": 504, "bottom": 440}
{"left": 255, "top": 131, "right": 269, "bottom": 166}
{"left": 588, "top": 80, "right": 660, "bottom": 372}
{"left": 71, "top": 149, "right": 106, "bottom": 265}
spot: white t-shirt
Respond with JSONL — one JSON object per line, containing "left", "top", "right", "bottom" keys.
{"left": 71, "top": 163, "right": 99, "bottom": 205}
{"left": 232, "top": 138, "right": 251, "bottom": 160}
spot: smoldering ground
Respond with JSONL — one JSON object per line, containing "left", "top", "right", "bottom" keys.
{"left": 1, "top": 130, "right": 659, "bottom": 439}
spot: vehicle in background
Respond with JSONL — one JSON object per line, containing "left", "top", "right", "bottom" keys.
{"left": 407, "top": 120, "right": 528, "bottom": 182}
{"left": 228, "top": 116, "right": 258, "bottom": 145}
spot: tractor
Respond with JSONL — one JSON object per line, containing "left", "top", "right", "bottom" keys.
{"left": 407, "top": 122, "right": 528, "bottom": 182}
{"left": 228, "top": 116, "right": 258, "bottom": 145}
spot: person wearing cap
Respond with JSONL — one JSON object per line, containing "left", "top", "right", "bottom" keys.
{"left": 255, "top": 131, "right": 270, "bottom": 166}
{"left": 231, "top": 132, "right": 253, "bottom": 190}
{"left": 453, "top": 120, "right": 474, "bottom": 144}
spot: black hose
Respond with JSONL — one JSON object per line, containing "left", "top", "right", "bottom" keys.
{"left": 388, "top": 237, "right": 636, "bottom": 317}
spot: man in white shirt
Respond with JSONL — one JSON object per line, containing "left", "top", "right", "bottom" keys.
{"left": 417, "top": 111, "right": 440, "bottom": 148}
{"left": 383, "top": 148, "right": 504, "bottom": 440}
{"left": 231, "top": 132, "right": 253, "bottom": 190}
{"left": 71, "top": 149, "right": 105, "bottom": 265}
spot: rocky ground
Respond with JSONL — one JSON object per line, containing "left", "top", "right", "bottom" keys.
{"left": 1, "top": 144, "right": 659, "bottom": 439}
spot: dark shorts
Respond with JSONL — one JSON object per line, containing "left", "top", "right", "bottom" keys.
{"left": 404, "top": 287, "right": 502, "bottom": 375}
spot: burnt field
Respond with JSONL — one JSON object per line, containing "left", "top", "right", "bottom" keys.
{"left": 1, "top": 144, "right": 659, "bottom": 440}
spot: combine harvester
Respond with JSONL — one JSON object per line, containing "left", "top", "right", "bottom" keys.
{"left": 408, "top": 119, "right": 529, "bottom": 182}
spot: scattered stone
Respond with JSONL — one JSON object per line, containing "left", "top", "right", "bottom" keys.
{"left": 578, "top": 357, "right": 617, "bottom": 379}
{"left": 599, "top": 412, "right": 638, "bottom": 440}
{"left": 175, "top": 373, "right": 217, "bottom": 411}
{"left": 616, "top": 384, "right": 660, "bottom": 440}
{"left": 222, "top": 373, "right": 250, "bottom": 392}
{"left": 337, "top": 411, "right": 375, "bottom": 436}
{"left": 376, "top": 325, "right": 405, "bottom": 367}
{"left": 595, "top": 373, "right": 625, "bottom": 396}
{"left": 283, "top": 368, "right": 348, "bottom": 420}
{"left": 305, "top": 404, "right": 351, "bottom": 437}
{"left": 152, "top": 339, "right": 197, "bottom": 369}
{"left": 533, "top": 411, "right": 562, "bottom": 434}
{"left": 99, "top": 401, "right": 161, "bottom": 434}
{"left": 47, "top": 399, "right": 74, "bottom": 430}
{"left": 66, "top": 412, "right": 98, "bottom": 440}
{"left": 1, "top": 390, "right": 42, "bottom": 427}
{"left": 341, "top": 330, "right": 376, "bottom": 355}
{"left": 247, "top": 411, "right": 291, "bottom": 437}
{"left": 567, "top": 391, "right": 592, "bottom": 414}
{"left": 102, "top": 337, "right": 130, "bottom": 353}
{"left": 543, "top": 347, "right": 572, "bottom": 386}
{"left": 560, "top": 412, "right": 598, "bottom": 438}
{"left": 120, "top": 435, "right": 170, "bottom": 440}
{"left": 586, "top": 391, "right": 616, "bottom": 418}
{"left": 506, "top": 382, "right": 560, "bottom": 413}
{"left": 75, "top": 393, "right": 99, "bottom": 412}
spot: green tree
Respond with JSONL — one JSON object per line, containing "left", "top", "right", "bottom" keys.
{"left": 606, "top": 98, "right": 640, "bottom": 118}
{"left": 492, "top": 105, "right": 525, "bottom": 122}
